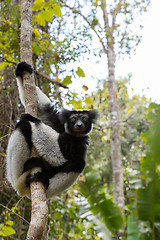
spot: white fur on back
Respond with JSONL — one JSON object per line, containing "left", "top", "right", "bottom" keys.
{"left": 31, "top": 122, "right": 66, "bottom": 167}
{"left": 6, "top": 129, "right": 30, "bottom": 189}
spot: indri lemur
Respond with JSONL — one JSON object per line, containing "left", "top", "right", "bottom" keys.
{"left": 6, "top": 62, "right": 98, "bottom": 199}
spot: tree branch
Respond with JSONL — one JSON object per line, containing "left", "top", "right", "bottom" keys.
{"left": 112, "top": 0, "right": 122, "bottom": 33}
{"left": 35, "top": 71, "right": 68, "bottom": 89}
{"left": 0, "top": 56, "right": 68, "bottom": 89}
{"left": 0, "top": 204, "right": 29, "bottom": 225}
{"left": 60, "top": 1, "right": 107, "bottom": 54}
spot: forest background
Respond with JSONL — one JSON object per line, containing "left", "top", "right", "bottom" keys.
{"left": 0, "top": 0, "right": 160, "bottom": 239}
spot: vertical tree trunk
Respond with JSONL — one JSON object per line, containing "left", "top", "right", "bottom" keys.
{"left": 20, "top": 1, "right": 48, "bottom": 239}
{"left": 20, "top": 0, "right": 37, "bottom": 115}
{"left": 101, "top": 0, "right": 125, "bottom": 217}
{"left": 107, "top": 46, "right": 125, "bottom": 217}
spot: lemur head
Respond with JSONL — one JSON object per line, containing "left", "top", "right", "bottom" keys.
{"left": 59, "top": 109, "right": 98, "bottom": 137}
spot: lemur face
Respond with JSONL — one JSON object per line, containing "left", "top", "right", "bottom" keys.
{"left": 67, "top": 113, "right": 92, "bottom": 136}
{"left": 59, "top": 109, "right": 98, "bottom": 137}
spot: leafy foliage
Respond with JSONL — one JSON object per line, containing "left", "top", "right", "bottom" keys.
{"left": 136, "top": 104, "right": 160, "bottom": 238}
{"left": 79, "top": 170, "right": 123, "bottom": 232}
{"left": 33, "top": 0, "right": 61, "bottom": 26}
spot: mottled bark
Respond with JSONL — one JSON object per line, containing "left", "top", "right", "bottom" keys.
{"left": 107, "top": 46, "right": 124, "bottom": 216}
{"left": 26, "top": 170, "right": 48, "bottom": 240}
{"left": 101, "top": 0, "right": 125, "bottom": 217}
{"left": 20, "top": 0, "right": 37, "bottom": 116}
{"left": 20, "top": 1, "right": 48, "bottom": 239}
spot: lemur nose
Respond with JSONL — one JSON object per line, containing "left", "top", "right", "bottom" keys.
{"left": 76, "top": 120, "right": 83, "bottom": 128}
{"left": 77, "top": 123, "right": 82, "bottom": 128}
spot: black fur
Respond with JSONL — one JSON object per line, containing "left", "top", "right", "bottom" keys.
{"left": 26, "top": 172, "right": 49, "bottom": 188}
{"left": 20, "top": 113, "right": 41, "bottom": 124}
{"left": 40, "top": 104, "right": 65, "bottom": 133}
{"left": 15, "top": 119, "right": 32, "bottom": 151}
{"left": 15, "top": 62, "right": 33, "bottom": 78}
{"left": 15, "top": 114, "right": 41, "bottom": 152}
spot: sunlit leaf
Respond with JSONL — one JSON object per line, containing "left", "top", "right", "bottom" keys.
{"left": 62, "top": 76, "right": 72, "bottom": 85}
{"left": 32, "top": 0, "right": 45, "bottom": 11}
{"left": 0, "top": 225, "right": 15, "bottom": 237}
{"left": 52, "top": 3, "right": 61, "bottom": 17}
{"left": 32, "top": 28, "right": 41, "bottom": 38}
{"left": 84, "top": 96, "right": 93, "bottom": 105}
{"left": 76, "top": 67, "right": 85, "bottom": 77}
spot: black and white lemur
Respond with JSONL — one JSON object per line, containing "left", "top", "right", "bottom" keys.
{"left": 6, "top": 62, "right": 98, "bottom": 199}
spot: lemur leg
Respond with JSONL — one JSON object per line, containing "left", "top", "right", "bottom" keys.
{"left": 6, "top": 120, "right": 31, "bottom": 192}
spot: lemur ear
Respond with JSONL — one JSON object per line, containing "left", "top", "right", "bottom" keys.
{"left": 59, "top": 108, "right": 71, "bottom": 124}
{"left": 88, "top": 109, "right": 99, "bottom": 123}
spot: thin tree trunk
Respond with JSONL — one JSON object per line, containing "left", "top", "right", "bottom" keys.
{"left": 101, "top": 0, "right": 125, "bottom": 217}
{"left": 107, "top": 46, "right": 125, "bottom": 217}
{"left": 20, "top": 0, "right": 48, "bottom": 239}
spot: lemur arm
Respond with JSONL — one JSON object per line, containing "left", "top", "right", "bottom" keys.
{"left": 16, "top": 62, "right": 51, "bottom": 109}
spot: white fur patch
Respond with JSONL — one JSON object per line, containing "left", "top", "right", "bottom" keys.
{"left": 36, "top": 86, "right": 51, "bottom": 109}
{"left": 6, "top": 129, "right": 30, "bottom": 190}
{"left": 16, "top": 77, "right": 25, "bottom": 107}
{"left": 31, "top": 122, "right": 66, "bottom": 167}
{"left": 46, "top": 172, "right": 80, "bottom": 199}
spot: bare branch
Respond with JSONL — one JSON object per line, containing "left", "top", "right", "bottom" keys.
{"left": 35, "top": 71, "right": 68, "bottom": 89}
{"left": 0, "top": 204, "right": 30, "bottom": 225}
{"left": 112, "top": 0, "right": 122, "bottom": 32}
{"left": 60, "top": 1, "right": 107, "bottom": 54}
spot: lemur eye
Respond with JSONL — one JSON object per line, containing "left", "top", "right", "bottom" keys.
{"left": 70, "top": 117, "right": 77, "bottom": 124}
{"left": 82, "top": 116, "right": 88, "bottom": 122}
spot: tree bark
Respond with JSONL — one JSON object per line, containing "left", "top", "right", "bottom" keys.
{"left": 20, "top": 1, "right": 48, "bottom": 239}
{"left": 20, "top": 0, "right": 37, "bottom": 116}
{"left": 101, "top": 0, "right": 125, "bottom": 217}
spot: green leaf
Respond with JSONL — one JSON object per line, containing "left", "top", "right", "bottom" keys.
{"left": 62, "top": 76, "right": 72, "bottom": 85}
{"left": 32, "top": 42, "right": 42, "bottom": 55}
{"left": 73, "top": 100, "right": 82, "bottom": 109}
{"left": 34, "top": 12, "right": 45, "bottom": 26}
{"left": 79, "top": 172, "right": 123, "bottom": 231}
{"left": 0, "top": 225, "right": 15, "bottom": 237}
{"left": 137, "top": 181, "right": 160, "bottom": 222}
{"left": 84, "top": 96, "right": 93, "bottom": 105}
{"left": 32, "top": 0, "right": 45, "bottom": 11}
{"left": 32, "top": 28, "right": 41, "bottom": 38}
{"left": 51, "top": 3, "right": 61, "bottom": 17}
{"left": 76, "top": 67, "right": 85, "bottom": 77}
{"left": 5, "top": 221, "right": 13, "bottom": 226}
{"left": 127, "top": 215, "right": 140, "bottom": 240}
{"left": 0, "top": 61, "right": 9, "bottom": 71}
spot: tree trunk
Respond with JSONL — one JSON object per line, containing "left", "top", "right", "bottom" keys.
{"left": 107, "top": 45, "right": 125, "bottom": 217}
{"left": 101, "top": 0, "right": 125, "bottom": 217}
{"left": 20, "top": 0, "right": 37, "bottom": 115}
{"left": 20, "top": 1, "right": 48, "bottom": 239}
